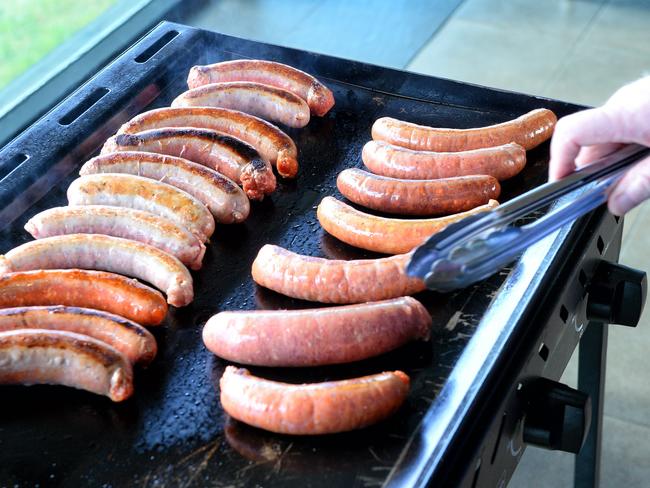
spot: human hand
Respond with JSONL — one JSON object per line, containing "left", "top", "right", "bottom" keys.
{"left": 548, "top": 76, "right": 650, "bottom": 215}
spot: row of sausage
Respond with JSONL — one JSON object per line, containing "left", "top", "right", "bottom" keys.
{"left": 208, "top": 107, "right": 558, "bottom": 435}
{"left": 0, "top": 59, "right": 335, "bottom": 402}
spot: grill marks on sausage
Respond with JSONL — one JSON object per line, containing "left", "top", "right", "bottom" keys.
{"left": 116, "top": 107, "right": 299, "bottom": 178}
{"left": 102, "top": 128, "right": 274, "bottom": 200}
{"left": 0, "top": 329, "right": 134, "bottom": 402}
{"left": 112, "top": 128, "right": 261, "bottom": 161}
{"left": 80, "top": 151, "right": 250, "bottom": 223}
{"left": 0, "top": 306, "right": 157, "bottom": 365}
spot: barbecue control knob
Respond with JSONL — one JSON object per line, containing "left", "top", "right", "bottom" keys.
{"left": 586, "top": 261, "right": 647, "bottom": 327}
{"left": 522, "top": 378, "right": 591, "bottom": 454}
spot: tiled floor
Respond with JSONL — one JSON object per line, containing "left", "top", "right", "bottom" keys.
{"left": 183, "top": 0, "right": 650, "bottom": 486}
{"left": 406, "top": 0, "right": 650, "bottom": 486}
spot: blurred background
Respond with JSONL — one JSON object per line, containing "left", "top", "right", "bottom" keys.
{"left": 1, "top": 1, "right": 649, "bottom": 486}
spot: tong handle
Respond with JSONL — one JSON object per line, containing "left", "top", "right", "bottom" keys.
{"left": 420, "top": 144, "right": 649, "bottom": 258}
{"left": 467, "top": 176, "right": 617, "bottom": 279}
{"left": 463, "top": 145, "right": 649, "bottom": 268}
{"left": 493, "top": 144, "right": 650, "bottom": 223}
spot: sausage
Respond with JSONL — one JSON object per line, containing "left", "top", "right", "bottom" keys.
{"left": 337, "top": 168, "right": 501, "bottom": 215}
{"left": 317, "top": 196, "right": 499, "bottom": 255}
{"left": 102, "top": 128, "right": 275, "bottom": 200}
{"left": 220, "top": 366, "right": 409, "bottom": 435}
{"left": 80, "top": 151, "right": 250, "bottom": 222}
{"left": 25, "top": 205, "right": 206, "bottom": 270}
{"left": 117, "top": 107, "right": 299, "bottom": 178}
{"left": 172, "top": 82, "right": 310, "bottom": 129}
{"left": 0, "top": 269, "right": 167, "bottom": 326}
{"left": 67, "top": 174, "right": 215, "bottom": 242}
{"left": 187, "top": 59, "right": 335, "bottom": 116}
{"left": 0, "top": 306, "right": 156, "bottom": 365}
{"left": 371, "top": 108, "right": 557, "bottom": 152}
{"left": 251, "top": 244, "right": 425, "bottom": 303}
{"left": 0, "top": 234, "right": 193, "bottom": 307}
{"left": 203, "top": 297, "right": 431, "bottom": 367}
{"left": 0, "top": 329, "right": 133, "bottom": 402}
{"left": 362, "top": 141, "right": 527, "bottom": 181}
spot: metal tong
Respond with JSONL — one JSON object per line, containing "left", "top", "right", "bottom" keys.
{"left": 407, "top": 144, "right": 650, "bottom": 292}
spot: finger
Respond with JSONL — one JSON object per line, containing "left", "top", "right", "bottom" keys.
{"left": 548, "top": 108, "right": 617, "bottom": 181}
{"left": 608, "top": 155, "right": 650, "bottom": 215}
{"left": 575, "top": 142, "right": 625, "bottom": 168}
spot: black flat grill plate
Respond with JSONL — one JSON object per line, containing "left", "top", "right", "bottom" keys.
{"left": 0, "top": 22, "right": 582, "bottom": 487}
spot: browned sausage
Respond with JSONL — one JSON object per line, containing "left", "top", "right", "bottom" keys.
{"left": 187, "top": 59, "right": 335, "bottom": 116}
{"left": 172, "top": 82, "right": 310, "bottom": 129}
{"left": 251, "top": 244, "right": 425, "bottom": 303}
{"left": 337, "top": 168, "right": 501, "bottom": 215}
{"left": 362, "top": 141, "right": 527, "bottom": 181}
{"left": 0, "top": 329, "right": 134, "bottom": 402}
{"left": 67, "top": 174, "right": 215, "bottom": 242}
{"left": 0, "top": 234, "right": 193, "bottom": 307}
{"left": 220, "top": 366, "right": 409, "bottom": 434}
{"left": 101, "top": 128, "right": 275, "bottom": 200}
{"left": 203, "top": 297, "right": 431, "bottom": 367}
{"left": 0, "top": 269, "right": 167, "bottom": 326}
{"left": 317, "top": 196, "right": 499, "bottom": 254}
{"left": 25, "top": 205, "right": 206, "bottom": 270}
{"left": 80, "top": 151, "right": 250, "bottom": 222}
{"left": 371, "top": 108, "right": 557, "bottom": 151}
{"left": 116, "top": 107, "right": 299, "bottom": 178}
{"left": 0, "top": 306, "right": 156, "bottom": 365}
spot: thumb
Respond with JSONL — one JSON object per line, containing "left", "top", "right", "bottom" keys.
{"left": 608, "top": 155, "right": 650, "bottom": 215}
{"left": 549, "top": 108, "right": 617, "bottom": 181}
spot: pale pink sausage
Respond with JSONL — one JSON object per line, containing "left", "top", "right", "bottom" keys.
{"left": 220, "top": 367, "right": 410, "bottom": 435}
{"left": 362, "top": 141, "right": 527, "bottom": 181}
{"left": 371, "top": 109, "right": 557, "bottom": 151}
{"left": 317, "top": 197, "right": 499, "bottom": 254}
{"left": 251, "top": 244, "right": 425, "bottom": 304}
{"left": 203, "top": 297, "right": 431, "bottom": 366}
{"left": 337, "top": 168, "right": 501, "bottom": 215}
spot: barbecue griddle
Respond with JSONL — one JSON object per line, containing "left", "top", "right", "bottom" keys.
{"left": 0, "top": 22, "right": 617, "bottom": 487}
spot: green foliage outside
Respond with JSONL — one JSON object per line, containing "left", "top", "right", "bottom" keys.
{"left": 0, "top": 0, "right": 116, "bottom": 90}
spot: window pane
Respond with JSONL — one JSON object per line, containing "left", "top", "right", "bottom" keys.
{"left": 0, "top": 0, "right": 117, "bottom": 91}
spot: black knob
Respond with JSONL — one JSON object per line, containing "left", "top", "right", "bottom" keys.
{"left": 522, "top": 378, "right": 591, "bottom": 453}
{"left": 586, "top": 260, "right": 647, "bottom": 326}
